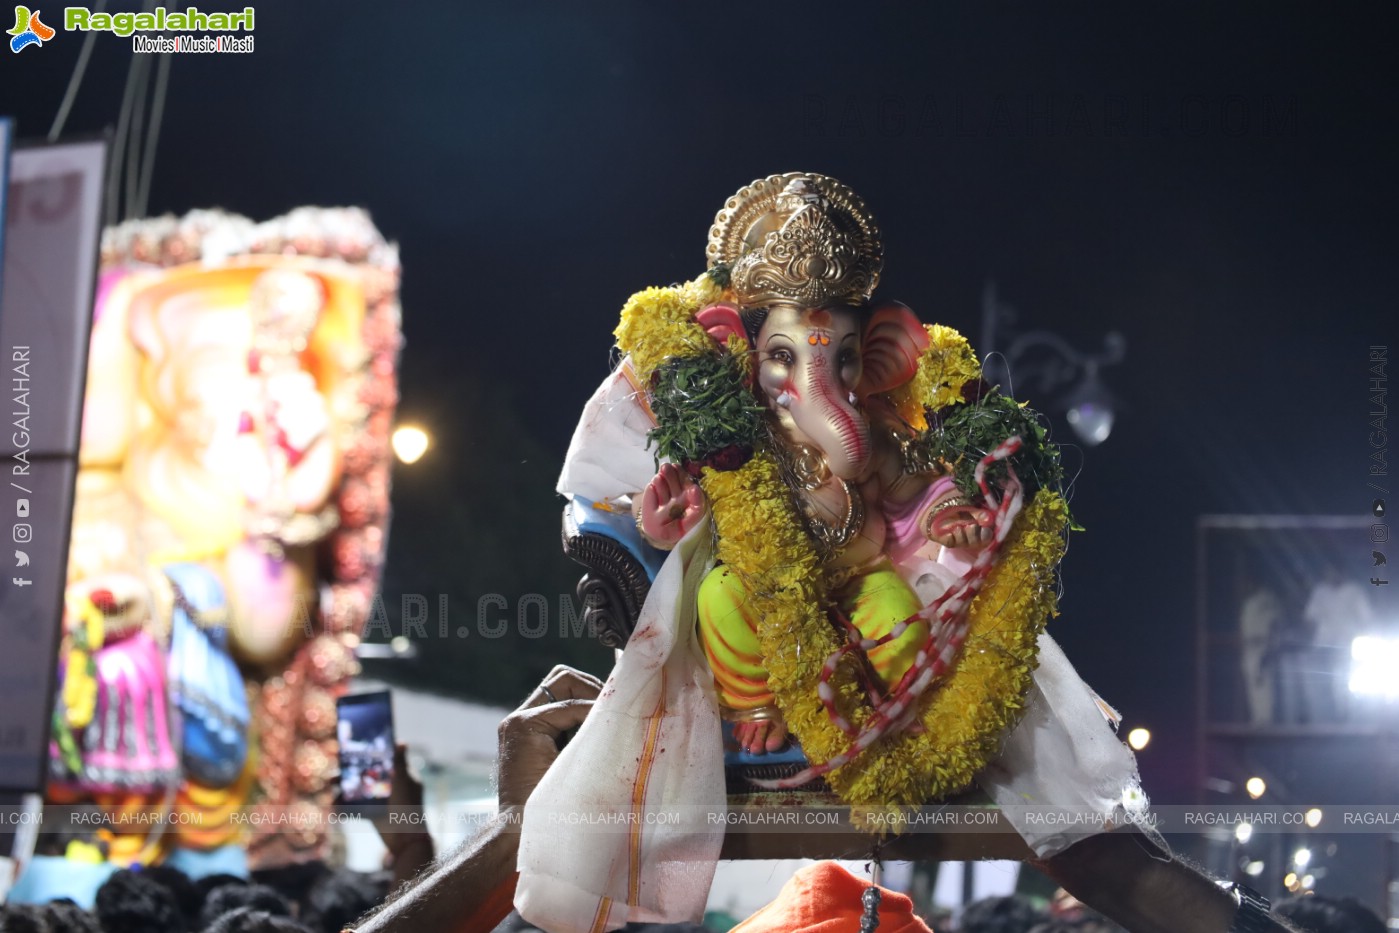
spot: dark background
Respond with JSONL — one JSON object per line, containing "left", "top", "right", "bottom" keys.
{"left": 4, "top": 2, "right": 1396, "bottom": 820}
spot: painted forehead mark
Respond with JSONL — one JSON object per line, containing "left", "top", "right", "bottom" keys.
{"left": 803, "top": 309, "right": 834, "bottom": 346}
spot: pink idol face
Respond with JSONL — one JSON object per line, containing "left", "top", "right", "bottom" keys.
{"left": 754, "top": 305, "right": 863, "bottom": 407}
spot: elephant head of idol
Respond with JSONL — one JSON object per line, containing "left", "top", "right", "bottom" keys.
{"left": 696, "top": 173, "right": 928, "bottom": 479}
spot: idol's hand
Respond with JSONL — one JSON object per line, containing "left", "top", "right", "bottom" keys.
{"left": 927, "top": 503, "right": 996, "bottom": 551}
{"left": 733, "top": 713, "right": 790, "bottom": 756}
{"left": 637, "top": 463, "right": 707, "bottom": 548}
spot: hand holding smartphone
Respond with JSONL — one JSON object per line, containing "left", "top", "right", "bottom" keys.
{"left": 336, "top": 690, "right": 395, "bottom": 806}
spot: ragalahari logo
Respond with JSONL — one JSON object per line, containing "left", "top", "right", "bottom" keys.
{"left": 9, "top": 5, "right": 54, "bottom": 52}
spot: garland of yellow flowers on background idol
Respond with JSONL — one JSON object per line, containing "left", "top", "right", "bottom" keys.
{"left": 615, "top": 270, "right": 1071, "bottom": 813}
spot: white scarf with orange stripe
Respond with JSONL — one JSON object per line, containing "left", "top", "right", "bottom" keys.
{"left": 517, "top": 364, "right": 1145, "bottom": 933}
{"left": 516, "top": 366, "right": 726, "bottom": 933}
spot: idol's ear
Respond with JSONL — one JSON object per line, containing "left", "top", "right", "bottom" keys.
{"left": 695, "top": 303, "right": 747, "bottom": 351}
{"left": 859, "top": 301, "right": 928, "bottom": 396}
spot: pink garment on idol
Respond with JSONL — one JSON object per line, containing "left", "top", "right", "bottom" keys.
{"left": 60, "top": 630, "right": 179, "bottom": 794}
{"left": 881, "top": 475, "right": 956, "bottom": 567}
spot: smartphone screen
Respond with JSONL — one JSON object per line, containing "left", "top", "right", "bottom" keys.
{"left": 336, "top": 691, "right": 395, "bottom": 804}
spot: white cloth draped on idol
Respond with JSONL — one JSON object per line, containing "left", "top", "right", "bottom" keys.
{"left": 518, "top": 173, "right": 1145, "bottom": 933}
{"left": 520, "top": 365, "right": 1143, "bottom": 932}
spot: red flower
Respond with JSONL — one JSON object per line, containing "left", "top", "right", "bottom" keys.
{"left": 686, "top": 444, "right": 753, "bottom": 476}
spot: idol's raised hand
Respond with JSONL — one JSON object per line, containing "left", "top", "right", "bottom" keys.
{"left": 637, "top": 462, "right": 707, "bottom": 548}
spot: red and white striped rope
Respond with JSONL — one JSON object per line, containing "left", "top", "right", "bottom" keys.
{"left": 754, "top": 435, "right": 1026, "bottom": 789}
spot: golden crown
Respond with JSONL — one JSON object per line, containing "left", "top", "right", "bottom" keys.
{"left": 706, "top": 172, "right": 883, "bottom": 310}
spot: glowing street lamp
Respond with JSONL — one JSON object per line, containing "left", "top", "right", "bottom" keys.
{"left": 979, "top": 282, "right": 1126, "bottom": 447}
{"left": 392, "top": 425, "right": 431, "bottom": 464}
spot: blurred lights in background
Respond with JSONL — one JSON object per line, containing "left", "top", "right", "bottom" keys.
{"left": 1127, "top": 727, "right": 1151, "bottom": 751}
{"left": 1245, "top": 777, "right": 1267, "bottom": 799}
{"left": 1349, "top": 635, "right": 1399, "bottom": 698}
{"left": 1235, "top": 821, "right": 1253, "bottom": 844}
{"left": 392, "top": 425, "right": 431, "bottom": 464}
{"left": 1063, "top": 369, "right": 1116, "bottom": 446}
{"left": 1305, "top": 808, "right": 1323, "bottom": 828}
{"left": 978, "top": 283, "right": 1126, "bottom": 448}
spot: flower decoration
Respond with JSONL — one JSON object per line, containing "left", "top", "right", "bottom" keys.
{"left": 615, "top": 278, "right": 1071, "bottom": 809}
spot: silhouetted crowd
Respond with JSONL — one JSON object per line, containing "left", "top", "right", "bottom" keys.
{"left": 909, "top": 891, "right": 1382, "bottom": 933}
{"left": 0, "top": 862, "right": 388, "bottom": 933}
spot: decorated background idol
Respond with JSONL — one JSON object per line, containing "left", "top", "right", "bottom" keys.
{"left": 517, "top": 173, "right": 1144, "bottom": 932}
{"left": 46, "top": 208, "right": 400, "bottom": 876}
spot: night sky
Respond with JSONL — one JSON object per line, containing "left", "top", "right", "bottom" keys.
{"left": 5, "top": 2, "right": 1397, "bottom": 808}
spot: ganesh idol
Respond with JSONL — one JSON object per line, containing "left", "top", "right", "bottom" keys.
{"left": 516, "top": 174, "right": 1144, "bottom": 933}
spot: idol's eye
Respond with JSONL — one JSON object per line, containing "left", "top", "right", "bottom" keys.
{"left": 769, "top": 348, "right": 794, "bottom": 366}
{"left": 838, "top": 348, "right": 857, "bottom": 368}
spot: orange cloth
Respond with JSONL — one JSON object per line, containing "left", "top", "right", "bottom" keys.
{"left": 731, "top": 862, "right": 933, "bottom": 933}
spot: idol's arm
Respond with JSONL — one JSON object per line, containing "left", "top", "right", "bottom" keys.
{"left": 875, "top": 430, "right": 993, "bottom": 554}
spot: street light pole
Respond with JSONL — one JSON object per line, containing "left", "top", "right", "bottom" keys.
{"left": 979, "top": 281, "right": 1126, "bottom": 446}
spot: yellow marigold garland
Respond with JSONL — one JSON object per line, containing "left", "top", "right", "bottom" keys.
{"left": 615, "top": 282, "right": 1067, "bottom": 808}
{"left": 700, "top": 459, "right": 868, "bottom": 748}
{"left": 887, "top": 324, "right": 982, "bottom": 430}
{"left": 831, "top": 491, "right": 1068, "bottom": 810}
{"left": 613, "top": 275, "right": 726, "bottom": 384}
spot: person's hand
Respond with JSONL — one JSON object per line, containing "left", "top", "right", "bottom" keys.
{"left": 495, "top": 665, "right": 602, "bottom": 813}
{"left": 370, "top": 744, "right": 431, "bottom": 863}
{"left": 637, "top": 463, "right": 707, "bottom": 547}
{"left": 351, "top": 668, "right": 603, "bottom": 933}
